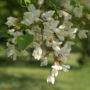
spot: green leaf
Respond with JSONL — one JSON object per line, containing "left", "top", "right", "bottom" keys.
{"left": 0, "top": 30, "right": 10, "bottom": 38}
{"left": 25, "top": 0, "right": 31, "bottom": 5}
{"left": 20, "top": 0, "right": 31, "bottom": 6}
{"left": 16, "top": 34, "right": 34, "bottom": 50}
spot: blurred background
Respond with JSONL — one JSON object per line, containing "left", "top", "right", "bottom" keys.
{"left": 0, "top": 0, "right": 90, "bottom": 90}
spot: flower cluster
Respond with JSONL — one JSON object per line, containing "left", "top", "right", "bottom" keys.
{"left": 5, "top": 0, "right": 89, "bottom": 84}
{"left": 47, "top": 61, "right": 70, "bottom": 84}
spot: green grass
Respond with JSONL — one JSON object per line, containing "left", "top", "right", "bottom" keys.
{"left": 0, "top": 53, "right": 90, "bottom": 90}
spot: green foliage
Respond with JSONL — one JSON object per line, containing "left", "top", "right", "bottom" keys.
{"left": 16, "top": 34, "right": 34, "bottom": 50}
{"left": 0, "top": 30, "right": 9, "bottom": 38}
{"left": 73, "top": 0, "right": 83, "bottom": 8}
{"left": 20, "top": 0, "right": 31, "bottom": 6}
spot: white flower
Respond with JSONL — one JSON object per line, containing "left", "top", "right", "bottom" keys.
{"left": 42, "top": 10, "right": 55, "bottom": 20}
{"left": 43, "top": 18, "right": 59, "bottom": 30}
{"left": 40, "top": 57, "right": 48, "bottom": 66}
{"left": 68, "top": 28, "right": 78, "bottom": 39}
{"left": 32, "top": 46, "right": 42, "bottom": 60}
{"left": 52, "top": 64, "right": 70, "bottom": 72}
{"left": 52, "top": 65, "right": 62, "bottom": 71}
{"left": 61, "top": 0, "right": 73, "bottom": 11}
{"left": 70, "top": 28, "right": 78, "bottom": 34}
{"left": 13, "top": 31, "right": 23, "bottom": 37}
{"left": 56, "top": 30, "right": 68, "bottom": 41}
{"left": 73, "top": 7, "right": 83, "bottom": 18}
{"left": 21, "top": 12, "right": 34, "bottom": 25}
{"left": 52, "top": 41, "right": 62, "bottom": 51}
{"left": 50, "top": 19, "right": 59, "bottom": 29}
{"left": 63, "top": 21, "right": 73, "bottom": 29}
{"left": 59, "top": 25, "right": 65, "bottom": 29}
{"left": 62, "top": 65, "right": 70, "bottom": 72}
{"left": 8, "top": 30, "right": 23, "bottom": 45}
{"left": 21, "top": 4, "right": 41, "bottom": 26}
{"left": 8, "top": 29, "right": 23, "bottom": 37}
{"left": 47, "top": 75, "right": 55, "bottom": 84}
{"left": 43, "top": 25, "right": 54, "bottom": 40}
{"left": 56, "top": 41, "right": 74, "bottom": 60}
{"left": 46, "top": 40, "right": 62, "bottom": 51}
{"left": 53, "top": 28, "right": 60, "bottom": 33}
{"left": 5, "top": 16, "right": 17, "bottom": 26}
{"left": 46, "top": 39, "right": 54, "bottom": 47}
{"left": 26, "top": 26, "right": 42, "bottom": 41}
{"left": 51, "top": 69, "right": 58, "bottom": 77}
{"left": 38, "top": 0, "right": 44, "bottom": 6}
{"left": 78, "top": 30, "right": 89, "bottom": 39}
{"left": 8, "top": 29, "right": 15, "bottom": 35}
{"left": 7, "top": 44, "right": 17, "bottom": 60}
{"left": 28, "top": 4, "right": 41, "bottom": 16}
{"left": 65, "top": 41, "right": 75, "bottom": 47}
{"left": 61, "top": 11, "right": 72, "bottom": 20}
{"left": 52, "top": 46, "right": 61, "bottom": 52}
{"left": 7, "top": 48, "right": 16, "bottom": 57}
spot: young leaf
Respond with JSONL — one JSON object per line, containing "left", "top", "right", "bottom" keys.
{"left": 16, "top": 34, "right": 34, "bottom": 50}
{"left": 20, "top": 0, "right": 31, "bottom": 6}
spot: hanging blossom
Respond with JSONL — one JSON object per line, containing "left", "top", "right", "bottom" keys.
{"left": 73, "top": 7, "right": 83, "bottom": 18}
{"left": 61, "top": 0, "right": 73, "bottom": 11}
{"left": 21, "top": 4, "right": 41, "bottom": 26}
{"left": 5, "top": 1, "right": 89, "bottom": 84}
{"left": 32, "top": 46, "right": 42, "bottom": 60}
{"left": 78, "top": 30, "right": 89, "bottom": 39}
{"left": 40, "top": 56, "right": 48, "bottom": 66}
{"left": 5, "top": 17, "right": 17, "bottom": 26}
